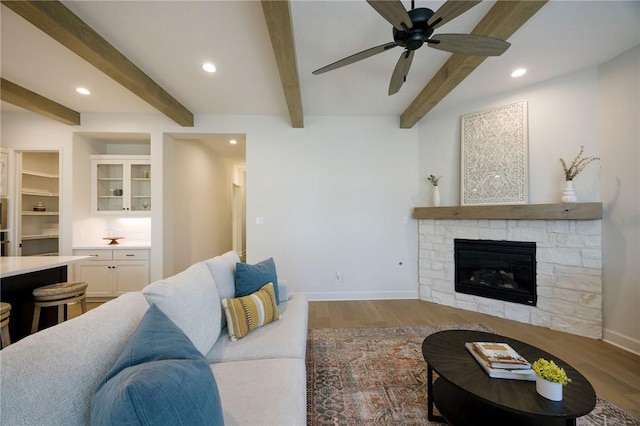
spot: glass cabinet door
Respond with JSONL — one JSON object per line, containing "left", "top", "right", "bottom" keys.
{"left": 129, "top": 163, "right": 151, "bottom": 212}
{"left": 96, "top": 163, "right": 124, "bottom": 212}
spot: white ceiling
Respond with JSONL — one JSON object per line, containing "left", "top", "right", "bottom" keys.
{"left": 1, "top": 1, "right": 639, "bottom": 122}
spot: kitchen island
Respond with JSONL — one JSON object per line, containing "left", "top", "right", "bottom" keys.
{"left": 0, "top": 256, "right": 92, "bottom": 342}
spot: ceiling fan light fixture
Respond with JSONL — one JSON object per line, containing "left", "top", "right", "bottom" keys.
{"left": 511, "top": 68, "right": 527, "bottom": 78}
{"left": 202, "top": 62, "right": 217, "bottom": 73}
{"left": 75, "top": 87, "right": 91, "bottom": 95}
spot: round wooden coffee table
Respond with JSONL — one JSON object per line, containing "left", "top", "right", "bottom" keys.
{"left": 422, "top": 330, "right": 596, "bottom": 426}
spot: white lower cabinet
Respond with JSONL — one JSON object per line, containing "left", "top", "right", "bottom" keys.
{"left": 73, "top": 248, "right": 150, "bottom": 298}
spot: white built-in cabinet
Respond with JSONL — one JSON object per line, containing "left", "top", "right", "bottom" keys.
{"left": 91, "top": 155, "right": 151, "bottom": 215}
{"left": 73, "top": 248, "right": 150, "bottom": 298}
{"left": 17, "top": 151, "right": 60, "bottom": 256}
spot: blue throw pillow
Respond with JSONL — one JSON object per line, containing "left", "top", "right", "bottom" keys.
{"left": 235, "top": 257, "right": 280, "bottom": 303}
{"left": 91, "top": 304, "right": 224, "bottom": 425}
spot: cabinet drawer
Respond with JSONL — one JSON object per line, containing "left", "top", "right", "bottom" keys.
{"left": 113, "top": 249, "right": 149, "bottom": 260}
{"left": 74, "top": 249, "right": 113, "bottom": 261}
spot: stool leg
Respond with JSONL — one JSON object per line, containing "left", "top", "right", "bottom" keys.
{"left": 31, "top": 306, "right": 41, "bottom": 334}
{"left": 1, "top": 326, "right": 10, "bottom": 348}
{"left": 57, "top": 305, "right": 64, "bottom": 324}
{"left": 80, "top": 297, "right": 87, "bottom": 314}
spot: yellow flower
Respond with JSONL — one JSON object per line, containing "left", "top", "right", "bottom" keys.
{"left": 532, "top": 358, "right": 571, "bottom": 385}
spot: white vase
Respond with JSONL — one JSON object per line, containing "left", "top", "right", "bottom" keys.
{"left": 432, "top": 186, "right": 441, "bottom": 207}
{"left": 536, "top": 376, "right": 563, "bottom": 401}
{"left": 561, "top": 180, "right": 578, "bottom": 203}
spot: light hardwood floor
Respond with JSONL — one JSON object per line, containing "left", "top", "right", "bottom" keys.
{"left": 71, "top": 299, "right": 640, "bottom": 419}
{"left": 308, "top": 299, "right": 640, "bottom": 420}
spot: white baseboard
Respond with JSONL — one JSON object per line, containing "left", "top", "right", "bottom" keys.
{"left": 301, "top": 290, "right": 419, "bottom": 301}
{"left": 603, "top": 327, "right": 640, "bottom": 356}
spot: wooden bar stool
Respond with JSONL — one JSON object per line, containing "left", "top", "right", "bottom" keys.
{"left": 1, "top": 302, "right": 11, "bottom": 348}
{"left": 31, "top": 282, "right": 88, "bottom": 334}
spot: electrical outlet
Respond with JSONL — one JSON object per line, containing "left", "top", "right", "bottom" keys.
{"left": 335, "top": 272, "right": 341, "bottom": 282}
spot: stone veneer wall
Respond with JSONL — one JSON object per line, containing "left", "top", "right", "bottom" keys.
{"left": 418, "top": 219, "right": 602, "bottom": 339}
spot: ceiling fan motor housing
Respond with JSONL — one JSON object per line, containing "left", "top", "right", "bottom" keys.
{"left": 393, "top": 8, "right": 435, "bottom": 51}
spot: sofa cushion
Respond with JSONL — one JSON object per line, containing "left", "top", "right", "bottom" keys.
{"left": 142, "top": 262, "right": 221, "bottom": 355}
{"left": 222, "top": 283, "right": 280, "bottom": 342}
{"left": 235, "top": 257, "right": 279, "bottom": 303}
{"left": 204, "top": 251, "right": 241, "bottom": 328}
{"left": 0, "top": 292, "right": 150, "bottom": 426}
{"left": 211, "top": 358, "right": 306, "bottom": 426}
{"left": 204, "top": 251, "right": 240, "bottom": 301}
{"left": 207, "top": 294, "right": 308, "bottom": 363}
{"left": 92, "top": 304, "right": 224, "bottom": 425}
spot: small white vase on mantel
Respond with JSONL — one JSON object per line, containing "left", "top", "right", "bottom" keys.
{"left": 536, "top": 376, "right": 563, "bottom": 401}
{"left": 561, "top": 180, "right": 578, "bottom": 203}
{"left": 432, "top": 186, "right": 441, "bottom": 207}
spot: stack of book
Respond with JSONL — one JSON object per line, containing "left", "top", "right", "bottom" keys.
{"left": 465, "top": 341, "right": 536, "bottom": 381}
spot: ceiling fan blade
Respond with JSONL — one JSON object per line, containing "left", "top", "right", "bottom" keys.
{"left": 312, "top": 42, "right": 397, "bottom": 75}
{"left": 366, "top": 0, "right": 413, "bottom": 31}
{"left": 428, "top": 0, "right": 481, "bottom": 29}
{"left": 388, "top": 50, "right": 414, "bottom": 95}
{"left": 428, "top": 33, "right": 510, "bottom": 56}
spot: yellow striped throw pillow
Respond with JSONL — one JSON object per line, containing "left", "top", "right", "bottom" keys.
{"left": 222, "top": 283, "right": 281, "bottom": 341}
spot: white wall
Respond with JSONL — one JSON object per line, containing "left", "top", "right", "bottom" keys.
{"left": 245, "top": 115, "right": 420, "bottom": 299}
{"left": 169, "top": 137, "right": 235, "bottom": 274}
{"left": 599, "top": 46, "right": 640, "bottom": 353}
{"left": 417, "top": 67, "right": 601, "bottom": 206}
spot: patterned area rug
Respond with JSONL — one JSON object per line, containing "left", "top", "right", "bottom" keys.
{"left": 306, "top": 324, "right": 640, "bottom": 426}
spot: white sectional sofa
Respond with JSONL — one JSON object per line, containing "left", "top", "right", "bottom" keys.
{"left": 0, "top": 251, "right": 308, "bottom": 425}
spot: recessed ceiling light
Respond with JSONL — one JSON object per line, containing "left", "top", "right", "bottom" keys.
{"left": 75, "top": 87, "right": 91, "bottom": 95}
{"left": 229, "top": 139, "right": 237, "bottom": 145}
{"left": 202, "top": 62, "right": 216, "bottom": 73}
{"left": 511, "top": 68, "right": 527, "bottom": 78}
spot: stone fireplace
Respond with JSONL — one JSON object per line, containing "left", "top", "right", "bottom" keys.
{"left": 414, "top": 203, "right": 603, "bottom": 339}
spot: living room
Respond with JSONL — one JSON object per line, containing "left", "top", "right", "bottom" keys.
{"left": 1, "top": 1, "right": 639, "bottom": 423}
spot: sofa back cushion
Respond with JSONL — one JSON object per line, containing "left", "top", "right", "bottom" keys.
{"left": 204, "top": 251, "right": 240, "bottom": 327}
{"left": 0, "top": 292, "right": 150, "bottom": 426}
{"left": 142, "top": 262, "right": 221, "bottom": 356}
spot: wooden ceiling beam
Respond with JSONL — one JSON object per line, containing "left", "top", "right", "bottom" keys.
{"left": 262, "top": 0, "right": 304, "bottom": 128}
{"left": 2, "top": 0, "right": 194, "bottom": 127}
{"left": 1, "top": 78, "right": 81, "bottom": 125}
{"left": 400, "top": 0, "right": 548, "bottom": 129}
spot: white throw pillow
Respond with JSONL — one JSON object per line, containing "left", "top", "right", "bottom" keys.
{"left": 142, "top": 262, "right": 221, "bottom": 355}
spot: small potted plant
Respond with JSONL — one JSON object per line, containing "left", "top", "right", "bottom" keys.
{"left": 532, "top": 358, "right": 571, "bottom": 401}
{"left": 427, "top": 174, "right": 442, "bottom": 207}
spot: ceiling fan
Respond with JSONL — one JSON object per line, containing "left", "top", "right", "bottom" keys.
{"left": 312, "top": 0, "right": 511, "bottom": 95}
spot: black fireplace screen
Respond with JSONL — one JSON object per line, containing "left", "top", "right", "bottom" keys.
{"left": 454, "top": 239, "right": 536, "bottom": 306}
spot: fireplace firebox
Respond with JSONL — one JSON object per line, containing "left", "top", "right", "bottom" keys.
{"left": 454, "top": 239, "right": 536, "bottom": 306}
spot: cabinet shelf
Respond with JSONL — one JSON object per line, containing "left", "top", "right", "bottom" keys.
{"left": 22, "top": 188, "right": 59, "bottom": 196}
{"left": 21, "top": 211, "right": 59, "bottom": 216}
{"left": 21, "top": 234, "right": 59, "bottom": 240}
{"left": 22, "top": 169, "right": 59, "bottom": 179}
{"left": 98, "top": 178, "right": 123, "bottom": 181}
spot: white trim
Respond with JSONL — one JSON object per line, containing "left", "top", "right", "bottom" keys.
{"left": 300, "top": 290, "right": 419, "bottom": 301}
{"left": 603, "top": 328, "right": 640, "bottom": 356}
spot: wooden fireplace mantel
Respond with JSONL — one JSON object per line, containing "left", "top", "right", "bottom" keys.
{"left": 412, "top": 202, "right": 603, "bottom": 220}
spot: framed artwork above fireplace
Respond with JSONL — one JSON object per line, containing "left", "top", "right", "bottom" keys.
{"left": 460, "top": 101, "right": 528, "bottom": 205}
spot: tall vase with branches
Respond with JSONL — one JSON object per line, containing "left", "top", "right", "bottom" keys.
{"left": 559, "top": 146, "right": 599, "bottom": 203}
{"left": 427, "top": 174, "right": 442, "bottom": 207}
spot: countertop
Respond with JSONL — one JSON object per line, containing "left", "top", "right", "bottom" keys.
{"left": 0, "top": 256, "right": 94, "bottom": 279}
{"left": 73, "top": 242, "right": 151, "bottom": 250}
